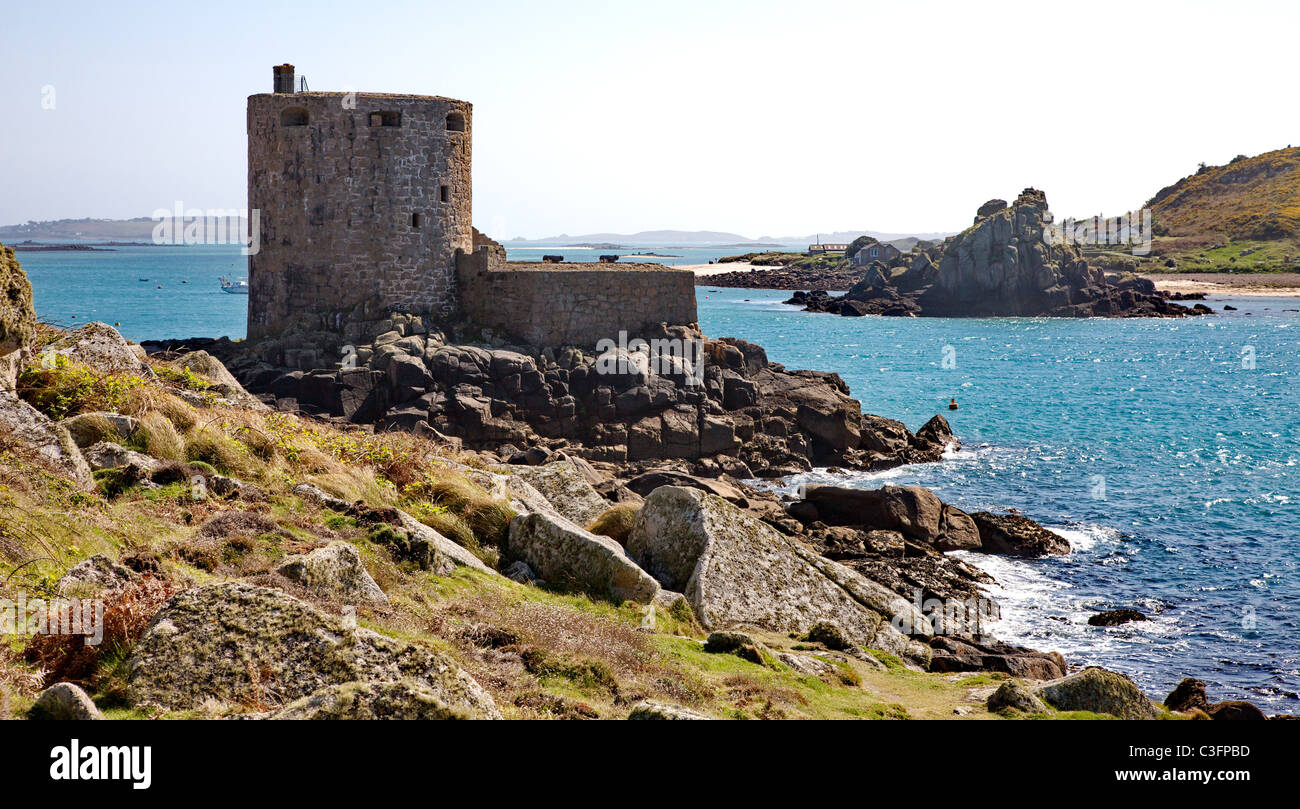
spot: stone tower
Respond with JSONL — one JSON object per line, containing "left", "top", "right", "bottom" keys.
{"left": 246, "top": 64, "right": 473, "bottom": 341}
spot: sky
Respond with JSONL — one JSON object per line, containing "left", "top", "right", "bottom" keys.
{"left": 2, "top": 0, "right": 1297, "bottom": 239}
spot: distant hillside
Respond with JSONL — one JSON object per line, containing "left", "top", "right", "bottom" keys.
{"left": 1148, "top": 147, "right": 1300, "bottom": 242}
{"left": 0, "top": 218, "right": 162, "bottom": 241}
{"left": 1135, "top": 147, "right": 1300, "bottom": 272}
{"left": 761, "top": 230, "right": 954, "bottom": 245}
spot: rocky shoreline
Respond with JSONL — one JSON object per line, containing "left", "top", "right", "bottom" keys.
{"left": 1, "top": 241, "right": 1286, "bottom": 719}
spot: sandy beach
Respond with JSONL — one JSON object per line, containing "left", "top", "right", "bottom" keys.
{"left": 1141, "top": 273, "right": 1300, "bottom": 298}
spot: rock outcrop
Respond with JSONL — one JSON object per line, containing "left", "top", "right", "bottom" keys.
{"left": 269, "top": 679, "right": 480, "bottom": 720}
{"left": 803, "top": 485, "right": 981, "bottom": 552}
{"left": 0, "top": 391, "right": 94, "bottom": 489}
{"left": 626, "top": 486, "right": 932, "bottom": 664}
{"left": 0, "top": 243, "right": 35, "bottom": 358}
{"left": 970, "top": 512, "right": 1071, "bottom": 557}
{"left": 789, "top": 190, "right": 1204, "bottom": 319}
{"left": 44, "top": 322, "right": 153, "bottom": 377}
{"left": 56, "top": 553, "right": 138, "bottom": 596}
{"left": 1033, "top": 666, "right": 1160, "bottom": 719}
{"left": 1163, "top": 677, "right": 1210, "bottom": 713}
{"left": 929, "top": 635, "right": 1066, "bottom": 679}
{"left": 506, "top": 510, "right": 661, "bottom": 603}
{"left": 149, "top": 330, "right": 955, "bottom": 478}
{"left": 986, "top": 679, "right": 1049, "bottom": 714}
{"left": 274, "top": 542, "right": 390, "bottom": 607}
{"left": 1088, "top": 608, "right": 1149, "bottom": 627}
{"left": 509, "top": 459, "right": 610, "bottom": 527}
{"left": 627, "top": 701, "right": 712, "bottom": 720}
{"left": 60, "top": 411, "right": 140, "bottom": 447}
{"left": 127, "top": 582, "right": 500, "bottom": 717}
{"left": 29, "top": 683, "right": 105, "bottom": 721}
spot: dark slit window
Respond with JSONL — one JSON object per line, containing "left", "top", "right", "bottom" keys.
{"left": 370, "top": 110, "right": 400, "bottom": 127}
{"left": 412, "top": 213, "right": 422, "bottom": 228}
{"left": 280, "top": 107, "right": 309, "bottom": 126}
{"left": 440, "top": 186, "right": 451, "bottom": 203}
{"left": 446, "top": 112, "right": 466, "bottom": 132}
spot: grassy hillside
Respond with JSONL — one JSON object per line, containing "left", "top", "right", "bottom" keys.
{"left": 1137, "top": 147, "right": 1300, "bottom": 272}
{"left": 2, "top": 325, "right": 1099, "bottom": 721}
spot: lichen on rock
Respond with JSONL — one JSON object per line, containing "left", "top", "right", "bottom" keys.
{"left": 127, "top": 582, "right": 500, "bottom": 717}
{"left": 627, "top": 486, "right": 932, "bottom": 665}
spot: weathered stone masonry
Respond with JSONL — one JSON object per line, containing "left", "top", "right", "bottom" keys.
{"left": 247, "top": 65, "right": 472, "bottom": 340}
{"left": 457, "top": 251, "right": 697, "bottom": 347}
{"left": 247, "top": 65, "right": 697, "bottom": 349}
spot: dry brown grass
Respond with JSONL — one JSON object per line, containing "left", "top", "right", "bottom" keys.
{"left": 1149, "top": 146, "right": 1300, "bottom": 241}
{"left": 418, "top": 580, "right": 713, "bottom": 718}
{"left": 722, "top": 673, "right": 809, "bottom": 719}
{"left": 587, "top": 503, "right": 639, "bottom": 546}
{"left": 0, "top": 643, "right": 43, "bottom": 717}
{"left": 25, "top": 577, "right": 183, "bottom": 687}
{"left": 135, "top": 410, "right": 186, "bottom": 462}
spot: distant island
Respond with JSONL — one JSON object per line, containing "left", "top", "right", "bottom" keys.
{"left": 6, "top": 240, "right": 177, "bottom": 252}
{"left": 0, "top": 217, "right": 164, "bottom": 241}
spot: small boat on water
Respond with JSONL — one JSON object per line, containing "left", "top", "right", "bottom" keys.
{"left": 219, "top": 276, "right": 249, "bottom": 294}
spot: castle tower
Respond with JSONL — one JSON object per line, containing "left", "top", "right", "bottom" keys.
{"left": 246, "top": 64, "right": 472, "bottom": 340}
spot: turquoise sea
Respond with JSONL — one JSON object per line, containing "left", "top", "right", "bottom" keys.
{"left": 16, "top": 244, "right": 1300, "bottom": 713}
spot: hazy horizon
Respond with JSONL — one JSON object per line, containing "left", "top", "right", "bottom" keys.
{"left": 3, "top": 0, "right": 1297, "bottom": 240}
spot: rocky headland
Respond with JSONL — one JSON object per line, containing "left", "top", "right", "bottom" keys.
{"left": 706, "top": 191, "right": 1214, "bottom": 319}
{"left": 0, "top": 241, "right": 1278, "bottom": 720}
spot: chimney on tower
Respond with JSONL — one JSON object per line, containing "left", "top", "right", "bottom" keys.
{"left": 273, "top": 64, "right": 296, "bottom": 94}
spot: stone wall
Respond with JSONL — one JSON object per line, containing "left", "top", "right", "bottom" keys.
{"left": 247, "top": 91, "right": 473, "bottom": 340}
{"left": 457, "top": 251, "right": 698, "bottom": 347}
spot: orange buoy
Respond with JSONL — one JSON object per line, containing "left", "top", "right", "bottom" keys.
{"left": 949, "top": 398, "right": 959, "bottom": 410}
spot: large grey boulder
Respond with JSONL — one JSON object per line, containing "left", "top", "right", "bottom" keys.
{"left": 507, "top": 511, "right": 660, "bottom": 603}
{"left": 0, "top": 391, "right": 93, "bottom": 489}
{"left": 1033, "top": 667, "right": 1159, "bottom": 719}
{"left": 394, "top": 509, "right": 496, "bottom": 576}
{"left": 0, "top": 347, "right": 26, "bottom": 393}
{"left": 510, "top": 458, "right": 610, "bottom": 527}
{"left": 626, "top": 486, "right": 931, "bottom": 664}
{"left": 168, "top": 350, "right": 265, "bottom": 409}
{"left": 57, "top": 553, "right": 138, "bottom": 597}
{"left": 274, "top": 542, "right": 390, "bottom": 607}
{"left": 292, "top": 482, "right": 494, "bottom": 576}
{"left": 29, "top": 683, "right": 104, "bottom": 720}
{"left": 627, "top": 701, "right": 712, "bottom": 720}
{"left": 127, "top": 582, "right": 500, "bottom": 717}
{"left": 987, "top": 679, "right": 1049, "bottom": 714}
{"left": 293, "top": 482, "right": 350, "bottom": 511}
{"left": 81, "top": 441, "right": 160, "bottom": 473}
{"left": 43, "top": 322, "right": 152, "bottom": 377}
{"left": 269, "top": 679, "right": 478, "bottom": 720}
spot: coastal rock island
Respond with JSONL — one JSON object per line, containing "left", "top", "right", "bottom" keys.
{"left": 786, "top": 190, "right": 1209, "bottom": 318}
